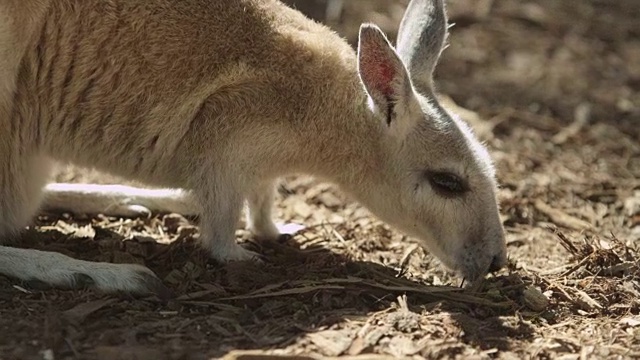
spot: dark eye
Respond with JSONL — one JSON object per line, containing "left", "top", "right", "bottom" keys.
{"left": 426, "top": 171, "right": 468, "bottom": 197}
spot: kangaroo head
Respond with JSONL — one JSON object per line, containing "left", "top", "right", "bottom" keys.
{"left": 352, "top": 0, "right": 507, "bottom": 283}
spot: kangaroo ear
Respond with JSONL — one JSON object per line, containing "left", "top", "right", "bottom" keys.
{"left": 396, "top": 0, "right": 448, "bottom": 94}
{"left": 357, "top": 24, "right": 414, "bottom": 128}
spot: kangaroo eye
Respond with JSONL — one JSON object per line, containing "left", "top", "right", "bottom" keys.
{"left": 426, "top": 171, "right": 468, "bottom": 197}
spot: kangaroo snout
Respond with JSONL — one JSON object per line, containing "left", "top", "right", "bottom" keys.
{"left": 488, "top": 225, "right": 509, "bottom": 274}
{"left": 458, "top": 228, "right": 508, "bottom": 282}
{"left": 489, "top": 252, "right": 507, "bottom": 273}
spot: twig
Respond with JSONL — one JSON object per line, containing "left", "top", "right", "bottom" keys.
{"left": 535, "top": 200, "right": 593, "bottom": 231}
{"left": 552, "top": 103, "right": 590, "bottom": 145}
{"left": 398, "top": 244, "right": 419, "bottom": 271}
{"left": 559, "top": 256, "right": 592, "bottom": 277}
{"left": 213, "top": 277, "right": 513, "bottom": 309}
{"left": 537, "top": 264, "right": 573, "bottom": 276}
{"left": 216, "top": 284, "right": 347, "bottom": 301}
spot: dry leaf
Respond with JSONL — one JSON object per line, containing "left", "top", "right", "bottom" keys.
{"left": 619, "top": 317, "right": 640, "bottom": 327}
{"left": 307, "top": 330, "right": 353, "bottom": 357}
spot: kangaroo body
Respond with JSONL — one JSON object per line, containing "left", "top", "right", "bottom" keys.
{"left": 5, "top": 0, "right": 364, "bottom": 194}
{"left": 0, "top": 0, "right": 507, "bottom": 296}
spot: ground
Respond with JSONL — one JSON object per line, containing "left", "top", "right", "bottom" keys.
{"left": 1, "top": 0, "right": 639, "bottom": 359}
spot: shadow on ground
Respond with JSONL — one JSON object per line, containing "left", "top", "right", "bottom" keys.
{"left": 1, "top": 213, "right": 535, "bottom": 359}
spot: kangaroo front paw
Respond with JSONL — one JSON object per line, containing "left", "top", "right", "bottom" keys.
{"left": 249, "top": 222, "right": 305, "bottom": 241}
{"left": 212, "top": 243, "right": 263, "bottom": 263}
{"left": 248, "top": 221, "right": 281, "bottom": 241}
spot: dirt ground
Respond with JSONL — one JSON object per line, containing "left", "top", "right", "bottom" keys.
{"left": 1, "top": 0, "right": 639, "bottom": 359}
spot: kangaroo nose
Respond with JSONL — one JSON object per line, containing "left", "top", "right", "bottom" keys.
{"left": 488, "top": 254, "right": 505, "bottom": 273}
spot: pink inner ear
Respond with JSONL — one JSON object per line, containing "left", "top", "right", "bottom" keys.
{"left": 360, "top": 45, "right": 397, "bottom": 98}
{"left": 376, "top": 62, "right": 396, "bottom": 97}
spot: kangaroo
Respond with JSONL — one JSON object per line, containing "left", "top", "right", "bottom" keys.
{"left": 0, "top": 0, "right": 507, "bottom": 297}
